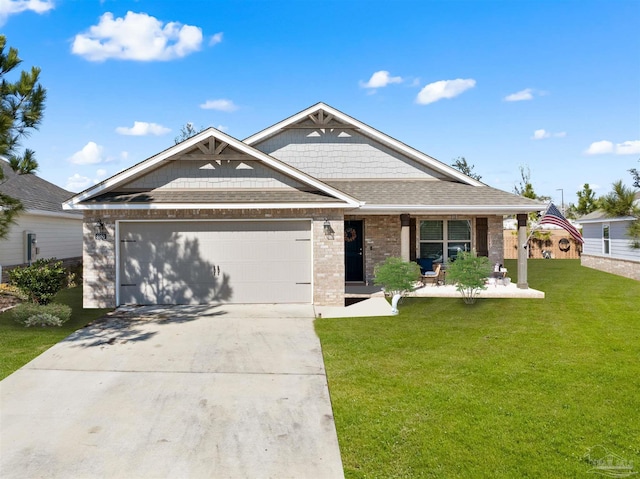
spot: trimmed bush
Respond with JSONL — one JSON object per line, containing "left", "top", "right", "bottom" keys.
{"left": 446, "top": 250, "right": 492, "bottom": 304}
{"left": 8, "top": 258, "right": 67, "bottom": 304}
{"left": 374, "top": 257, "right": 421, "bottom": 297}
{"left": 11, "top": 302, "right": 72, "bottom": 327}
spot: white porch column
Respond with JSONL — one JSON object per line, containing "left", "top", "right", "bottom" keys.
{"left": 400, "top": 214, "right": 411, "bottom": 262}
{"left": 517, "top": 213, "right": 529, "bottom": 289}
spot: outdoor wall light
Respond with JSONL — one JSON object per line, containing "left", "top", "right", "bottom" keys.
{"left": 323, "top": 219, "right": 335, "bottom": 237}
{"left": 94, "top": 219, "right": 108, "bottom": 240}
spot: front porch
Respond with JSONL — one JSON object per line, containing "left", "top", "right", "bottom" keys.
{"left": 314, "top": 282, "right": 545, "bottom": 319}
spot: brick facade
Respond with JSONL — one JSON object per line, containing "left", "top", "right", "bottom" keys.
{"left": 581, "top": 254, "right": 640, "bottom": 281}
{"left": 83, "top": 209, "right": 345, "bottom": 308}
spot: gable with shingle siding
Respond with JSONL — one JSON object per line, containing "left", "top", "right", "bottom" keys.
{"left": 119, "top": 158, "right": 308, "bottom": 192}
{"left": 253, "top": 128, "right": 448, "bottom": 180}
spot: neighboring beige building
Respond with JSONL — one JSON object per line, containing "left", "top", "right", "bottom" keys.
{"left": 0, "top": 160, "right": 82, "bottom": 281}
{"left": 64, "top": 103, "right": 543, "bottom": 308}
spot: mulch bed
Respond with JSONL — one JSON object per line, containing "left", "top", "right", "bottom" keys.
{"left": 0, "top": 294, "right": 22, "bottom": 312}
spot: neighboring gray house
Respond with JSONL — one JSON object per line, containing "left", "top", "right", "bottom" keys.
{"left": 0, "top": 159, "right": 82, "bottom": 280}
{"left": 63, "top": 103, "right": 543, "bottom": 308}
{"left": 580, "top": 194, "right": 640, "bottom": 281}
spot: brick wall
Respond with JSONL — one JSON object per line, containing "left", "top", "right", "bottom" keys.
{"left": 487, "top": 216, "right": 505, "bottom": 265}
{"left": 82, "top": 209, "right": 345, "bottom": 308}
{"left": 581, "top": 254, "right": 640, "bottom": 281}
{"left": 342, "top": 214, "right": 505, "bottom": 284}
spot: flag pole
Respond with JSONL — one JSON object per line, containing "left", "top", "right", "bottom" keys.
{"left": 524, "top": 202, "right": 551, "bottom": 248}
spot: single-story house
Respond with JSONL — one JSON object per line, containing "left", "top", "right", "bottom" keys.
{"left": 0, "top": 159, "right": 82, "bottom": 281}
{"left": 63, "top": 103, "right": 544, "bottom": 308}
{"left": 580, "top": 195, "right": 640, "bottom": 281}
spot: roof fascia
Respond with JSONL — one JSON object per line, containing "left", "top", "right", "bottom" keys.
{"left": 351, "top": 204, "right": 545, "bottom": 215}
{"left": 64, "top": 202, "right": 351, "bottom": 211}
{"left": 63, "top": 127, "right": 361, "bottom": 210}
{"left": 23, "top": 209, "right": 83, "bottom": 220}
{"left": 243, "top": 102, "right": 484, "bottom": 187}
{"left": 580, "top": 216, "right": 635, "bottom": 224}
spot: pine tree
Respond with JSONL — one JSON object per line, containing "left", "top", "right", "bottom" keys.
{"left": 0, "top": 35, "right": 46, "bottom": 239}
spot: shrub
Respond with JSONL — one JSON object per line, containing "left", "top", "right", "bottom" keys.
{"left": 0, "top": 283, "right": 28, "bottom": 301}
{"left": 8, "top": 258, "right": 67, "bottom": 304}
{"left": 24, "top": 313, "right": 65, "bottom": 327}
{"left": 446, "top": 250, "right": 492, "bottom": 304}
{"left": 374, "top": 257, "right": 421, "bottom": 296}
{"left": 11, "top": 302, "right": 71, "bottom": 327}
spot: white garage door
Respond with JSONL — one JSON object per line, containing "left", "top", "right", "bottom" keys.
{"left": 119, "top": 221, "right": 311, "bottom": 304}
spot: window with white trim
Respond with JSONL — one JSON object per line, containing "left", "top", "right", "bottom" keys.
{"left": 603, "top": 224, "right": 610, "bottom": 255}
{"left": 419, "top": 219, "right": 471, "bottom": 263}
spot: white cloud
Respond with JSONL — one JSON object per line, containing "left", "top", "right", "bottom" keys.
{"left": 209, "top": 32, "right": 223, "bottom": 46}
{"left": 115, "top": 121, "right": 171, "bottom": 136}
{"left": 96, "top": 168, "right": 107, "bottom": 177}
{"left": 360, "top": 70, "right": 403, "bottom": 89}
{"left": 68, "top": 141, "right": 105, "bottom": 165}
{"left": 504, "top": 88, "right": 534, "bottom": 102}
{"left": 532, "top": 129, "right": 550, "bottom": 140}
{"left": 0, "top": 0, "right": 54, "bottom": 26}
{"left": 584, "top": 139, "right": 640, "bottom": 155}
{"left": 65, "top": 173, "right": 92, "bottom": 192}
{"left": 616, "top": 140, "right": 640, "bottom": 155}
{"left": 416, "top": 78, "right": 476, "bottom": 105}
{"left": 585, "top": 140, "right": 614, "bottom": 155}
{"left": 200, "top": 99, "right": 238, "bottom": 112}
{"left": 532, "top": 129, "right": 566, "bottom": 140}
{"left": 71, "top": 11, "right": 204, "bottom": 62}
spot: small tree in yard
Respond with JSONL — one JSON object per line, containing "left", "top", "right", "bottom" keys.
{"left": 374, "top": 257, "right": 421, "bottom": 297}
{"left": 8, "top": 258, "right": 67, "bottom": 305}
{"left": 446, "top": 251, "right": 492, "bottom": 305}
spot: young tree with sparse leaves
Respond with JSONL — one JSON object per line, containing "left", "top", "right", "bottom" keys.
{"left": 174, "top": 122, "right": 205, "bottom": 144}
{"left": 0, "top": 35, "right": 46, "bottom": 239}
{"left": 630, "top": 159, "right": 639, "bottom": 188}
{"left": 451, "top": 156, "right": 482, "bottom": 181}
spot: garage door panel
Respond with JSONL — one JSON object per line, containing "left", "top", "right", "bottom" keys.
{"left": 119, "top": 221, "right": 311, "bottom": 304}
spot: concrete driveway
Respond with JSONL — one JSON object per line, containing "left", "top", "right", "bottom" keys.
{"left": 0, "top": 305, "right": 344, "bottom": 479}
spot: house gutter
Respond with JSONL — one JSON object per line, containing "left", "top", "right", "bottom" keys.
{"left": 350, "top": 204, "right": 545, "bottom": 215}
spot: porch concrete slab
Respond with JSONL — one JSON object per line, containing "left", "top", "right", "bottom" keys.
{"left": 0, "top": 304, "right": 344, "bottom": 479}
{"left": 410, "top": 283, "right": 545, "bottom": 299}
{"left": 314, "top": 297, "right": 393, "bottom": 319}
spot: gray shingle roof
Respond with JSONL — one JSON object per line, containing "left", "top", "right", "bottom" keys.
{"left": 0, "top": 160, "right": 79, "bottom": 214}
{"left": 326, "top": 180, "right": 545, "bottom": 208}
{"left": 84, "top": 189, "right": 341, "bottom": 204}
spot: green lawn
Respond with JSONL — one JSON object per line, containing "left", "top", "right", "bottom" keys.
{"left": 316, "top": 260, "right": 640, "bottom": 478}
{"left": 0, "top": 287, "right": 111, "bottom": 380}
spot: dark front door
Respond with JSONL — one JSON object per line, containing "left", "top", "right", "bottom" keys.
{"left": 344, "top": 220, "right": 364, "bottom": 282}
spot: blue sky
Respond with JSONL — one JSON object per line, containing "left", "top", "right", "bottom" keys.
{"left": 1, "top": 0, "right": 638, "bottom": 205}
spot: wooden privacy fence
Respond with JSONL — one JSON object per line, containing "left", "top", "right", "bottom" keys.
{"left": 503, "top": 230, "right": 582, "bottom": 260}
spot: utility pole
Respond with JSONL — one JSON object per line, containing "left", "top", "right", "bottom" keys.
{"left": 556, "top": 188, "right": 564, "bottom": 215}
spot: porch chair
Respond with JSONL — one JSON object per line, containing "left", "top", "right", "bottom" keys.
{"left": 421, "top": 263, "right": 441, "bottom": 287}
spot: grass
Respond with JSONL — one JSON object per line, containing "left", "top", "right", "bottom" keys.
{"left": 316, "top": 260, "right": 640, "bottom": 478}
{"left": 0, "top": 287, "right": 111, "bottom": 380}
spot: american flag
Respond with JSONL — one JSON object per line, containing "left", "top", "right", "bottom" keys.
{"left": 539, "top": 203, "right": 584, "bottom": 244}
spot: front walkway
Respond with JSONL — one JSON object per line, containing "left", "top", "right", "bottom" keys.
{"left": 0, "top": 305, "right": 344, "bottom": 479}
